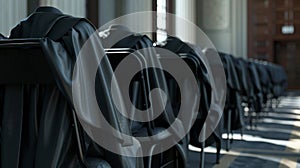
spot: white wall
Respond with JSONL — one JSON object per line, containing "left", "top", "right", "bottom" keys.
{"left": 0, "top": 0, "right": 27, "bottom": 37}
{"left": 99, "top": 0, "right": 153, "bottom": 26}
{"left": 196, "top": 0, "right": 247, "bottom": 58}
{"left": 98, "top": 0, "right": 152, "bottom": 35}
{"left": 39, "top": 0, "right": 86, "bottom": 17}
{"left": 122, "top": 0, "right": 152, "bottom": 36}
{"left": 123, "top": 0, "right": 152, "bottom": 13}
{"left": 0, "top": 0, "right": 86, "bottom": 37}
{"left": 99, "top": 0, "right": 117, "bottom": 26}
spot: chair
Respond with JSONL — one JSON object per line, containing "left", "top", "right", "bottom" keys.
{"left": 102, "top": 33, "right": 188, "bottom": 167}
{"left": 161, "top": 36, "right": 223, "bottom": 167}
{"left": 0, "top": 39, "right": 112, "bottom": 168}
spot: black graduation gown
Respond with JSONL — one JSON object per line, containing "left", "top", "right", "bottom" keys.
{"left": 265, "top": 63, "right": 287, "bottom": 98}
{"left": 5, "top": 6, "right": 139, "bottom": 168}
{"left": 218, "top": 53, "right": 244, "bottom": 130}
{"left": 0, "top": 34, "right": 6, "bottom": 39}
{"left": 100, "top": 26, "right": 191, "bottom": 167}
{"left": 162, "top": 36, "right": 227, "bottom": 151}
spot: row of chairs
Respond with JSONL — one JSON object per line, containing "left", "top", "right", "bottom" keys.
{"left": 218, "top": 52, "right": 288, "bottom": 152}
{"left": 0, "top": 29, "right": 217, "bottom": 168}
{"left": 102, "top": 26, "right": 288, "bottom": 168}
{"left": 0, "top": 7, "right": 287, "bottom": 168}
{"left": 0, "top": 7, "right": 212, "bottom": 167}
{"left": 101, "top": 27, "right": 220, "bottom": 167}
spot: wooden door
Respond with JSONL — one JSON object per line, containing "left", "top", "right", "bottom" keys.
{"left": 248, "top": 0, "right": 274, "bottom": 62}
{"left": 248, "top": 0, "right": 300, "bottom": 90}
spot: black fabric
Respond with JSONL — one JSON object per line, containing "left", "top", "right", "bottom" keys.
{"left": 161, "top": 36, "right": 224, "bottom": 164}
{"left": 5, "top": 6, "right": 140, "bottom": 168}
{"left": 0, "top": 84, "right": 81, "bottom": 168}
{"left": 162, "top": 36, "right": 223, "bottom": 149}
{"left": 86, "top": 158, "right": 111, "bottom": 168}
{"left": 234, "top": 58, "right": 250, "bottom": 98}
{"left": 218, "top": 53, "right": 241, "bottom": 92}
{"left": 105, "top": 51, "right": 147, "bottom": 135}
{"left": 102, "top": 29, "right": 180, "bottom": 135}
{"left": 218, "top": 53, "right": 244, "bottom": 130}
{"left": 252, "top": 61, "right": 272, "bottom": 104}
{"left": 248, "top": 61, "right": 263, "bottom": 112}
{"left": 265, "top": 63, "right": 287, "bottom": 98}
{"left": 2, "top": 6, "right": 289, "bottom": 168}
{"left": 237, "top": 59, "right": 256, "bottom": 105}
{"left": 162, "top": 37, "right": 211, "bottom": 126}
{"left": 0, "top": 34, "right": 7, "bottom": 39}
{"left": 101, "top": 27, "right": 189, "bottom": 167}
{"left": 1, "top": 86, "right": 24, "bottom": 168}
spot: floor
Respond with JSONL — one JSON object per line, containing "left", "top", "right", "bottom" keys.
{"left": 188, "top": 92, "right": 300, "bottom": 168}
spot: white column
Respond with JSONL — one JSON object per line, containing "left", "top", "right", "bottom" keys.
{"left": 0, "top": 0, "right": 27, "bottom": 36}
{"left": 240, "top": 0, "right": 248, "bottom": 58}
{"left": 230, "top": 0, "right": 247, "bottom": 58}
{"left": 175, "top": 0, "right": 196, "bottom": 44}
{"left": 196, "top": 0, "right": 247, "bottom": 58}
{"left": 199, "top": 0, "right": 231, "bottom": 53}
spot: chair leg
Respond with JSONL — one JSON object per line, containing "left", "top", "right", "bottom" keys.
{"left": 226, "top": 110, "right": 232, "bottom": 151}
{"left": 230, "top": 131, "right": 234, "bottom": 144}
{"left": 249, "top": 112, "right": 252, "bottom": 130}
{"left": 200, "top": 143, "right": 205, "bottom": 168}
{"left": 199, "top": 124, "right": 206, "bottom": 168}
{"left": 215, "top": 136, "right": 221, "bottom": 164}
{"left": 254, "top": 112, "right": 258, "bottom": 129}
{"left": 240, "top": 127, "right": 244, "bottom": 139}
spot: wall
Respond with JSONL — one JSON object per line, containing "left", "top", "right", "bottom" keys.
{"left": 0, "top": 0, "right": 86, "bottom": 37}
{"left": 0, "top": 0, "right": 27, "bottom": 36}
{"left": 99, "top": 0, "right": 152, "bottom": 26}
{"left": 98, "top": 0, "right": 152, "bottom": 38}
{"left": 196, "top": 0, "right": 247, "bottom": 58}
{"left": 39, "top": 0, "right": 86, "bottom": 17}
{"left": 98, "top": 0, "right": 117, "bottom": 26}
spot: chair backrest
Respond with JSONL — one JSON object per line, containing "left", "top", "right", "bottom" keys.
{"left": 105, "top": 48, "right": 152, "bottom": 134}
{"left": 0, "top": 39, "right": 85, "bottom": 168}
{"left": 0, "top": 39, "right": 54, "bottom": 84}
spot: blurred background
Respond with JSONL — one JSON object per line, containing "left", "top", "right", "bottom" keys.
{"left": 1, "top": 0, "right": 299, "bottom": 90}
